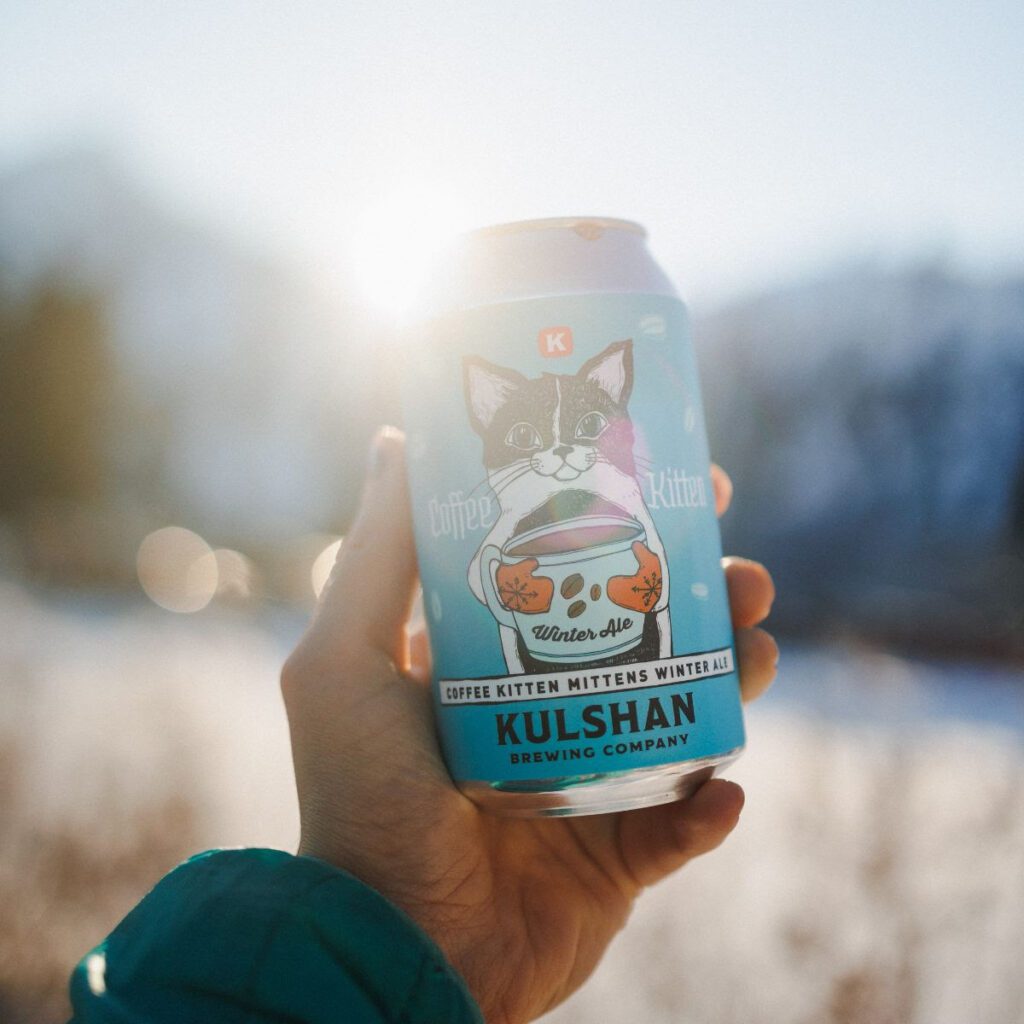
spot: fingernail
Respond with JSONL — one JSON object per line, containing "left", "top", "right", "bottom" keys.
{"left": 367, "top": 426, "right": 401, "bottom": 477}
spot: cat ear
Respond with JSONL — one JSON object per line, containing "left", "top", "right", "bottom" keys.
{"left": 463, "top": 357, "right": 527, "bottom": 434}
{"left": 579, "top": 340, "right": 633, "bottom": 406}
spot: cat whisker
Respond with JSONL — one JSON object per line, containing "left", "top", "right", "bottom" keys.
{"left": 485, "top": 458, "right": 530, "bottom": 481}
{"left": 491, "top": 478, "right": 529, "bottom": 502}
{"left": 467, "top": 459, "right": 530, "bottom": 498}
{"left": 596, "top": 450, "right": 651, "bottom": 469}
{"left": 593, "top": 453, "right": 648, "bottom": 481}
{"left": 492, "top": 465, "right": 534, "bottom": 498}
{"left": 464, "top": 475, "right": 494, "bottom": 500}
{"left": 503, "top": 462, "right": 536, "bottom": 486}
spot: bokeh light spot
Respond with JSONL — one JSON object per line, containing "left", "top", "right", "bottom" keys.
{"left": 212, "top": 548, "right": 255, "bottom": 600}
{"left": 136, "top": 526, "right": 217, "bottom": 613}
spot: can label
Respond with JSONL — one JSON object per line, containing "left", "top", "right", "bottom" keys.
{"left": 402, "top": 292, "right": 745, "bottom": 783}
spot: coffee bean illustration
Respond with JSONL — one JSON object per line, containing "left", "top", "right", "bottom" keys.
{"left": 590, "top": 584, "right": 601, "bottom": 600}
{"left": 561, "top": 573, "right": 584, "bottom": 599}
{"left": 567, "top": 600, "right": 587, "bottom": 618}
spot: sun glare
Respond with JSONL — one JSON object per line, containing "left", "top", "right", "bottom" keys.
{"left": 349, "top": 183, "right": 469, "bottom": 317}
{"left": 310, "top": 537, "right": 343, "bottom": 599}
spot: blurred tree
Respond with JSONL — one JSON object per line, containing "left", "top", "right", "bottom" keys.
{"left": 0, "top": 282, "right": 113, "bottom": 515}
{"left": 1011, "top": 453, "right": 1024, "bottom": 554}
{"left": 698, "top": 266, "right": 1024, "bottom": 656}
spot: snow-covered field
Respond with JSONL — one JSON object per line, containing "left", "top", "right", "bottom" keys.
{"left": 549, "top": 689, "right": 1024, "bottom": 1024}
{"left": 1, "top": 583, "right": 1022, "bottom": 1024}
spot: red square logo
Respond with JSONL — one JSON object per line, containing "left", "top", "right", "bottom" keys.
{"left": 538, "top": 326, "right": 573, "bottom": 358}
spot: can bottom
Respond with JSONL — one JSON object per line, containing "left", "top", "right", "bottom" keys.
{"left": 458, "top": 747, "right": 744, "bottom": 818}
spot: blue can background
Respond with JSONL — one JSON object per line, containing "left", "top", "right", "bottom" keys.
{"left": 401, "top": 292, "right": 745, "bottom": 782}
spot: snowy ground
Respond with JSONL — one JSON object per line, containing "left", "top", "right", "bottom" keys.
{"left": 1, "top": 582, "right": 1022, "bottom": 1024}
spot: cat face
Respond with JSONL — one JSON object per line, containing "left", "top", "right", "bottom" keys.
{"left": 464, "top": 341, "right": 636, "bottom": 483}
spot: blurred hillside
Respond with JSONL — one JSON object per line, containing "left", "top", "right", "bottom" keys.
{"left": 2, "top": 149, "right": 1022, "bottom": 654}
{"left": 697, "top": 267, "right": 1024, "bottom": 658}
{"left": 0, "top": 150, "right": 392, "bottom": 590}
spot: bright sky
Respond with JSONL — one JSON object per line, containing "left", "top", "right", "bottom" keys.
{"left": 2, "top": 0, "right": 1022, "bottom": 307}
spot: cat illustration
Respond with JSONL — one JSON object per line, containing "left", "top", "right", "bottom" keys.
{"left": 464, "top": 340, "right": 671, "bottom": 674}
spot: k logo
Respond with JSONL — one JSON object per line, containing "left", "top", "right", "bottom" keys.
{"left": 537, "top": 326, "right": 573, "bottom": 358}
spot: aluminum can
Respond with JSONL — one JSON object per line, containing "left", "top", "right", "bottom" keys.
{"left": 400, "top": 216, "right": 744, "bottom": 816}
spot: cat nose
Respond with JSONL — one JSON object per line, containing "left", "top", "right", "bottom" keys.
{"left": 553, "top": 445, "right": 573, "bottom": 460}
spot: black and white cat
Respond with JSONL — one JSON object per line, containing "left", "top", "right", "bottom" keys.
{"left": 463, "top": 340, "right": 671, "bottom": 673}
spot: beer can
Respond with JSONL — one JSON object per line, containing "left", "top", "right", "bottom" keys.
{"left": 399, "top": 216, "right": 744, "bottom": 816}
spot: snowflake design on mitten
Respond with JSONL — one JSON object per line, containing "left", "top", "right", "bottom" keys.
{"left": 495, "top": 558, "right": 553, "bottom": 614}
{"left": 607, "top": 542, "right": 664, "bottom": 613}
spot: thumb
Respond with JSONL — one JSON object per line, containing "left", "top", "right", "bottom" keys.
{"left": 308, "top": 426, "right": 418, "bottom": 665}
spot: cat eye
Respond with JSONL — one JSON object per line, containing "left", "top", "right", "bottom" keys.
{"left": 574, "top": 412, "right": 609, "bottom": 441}
{"left": 505, "top": 422, "right": 543, "bottom": 451}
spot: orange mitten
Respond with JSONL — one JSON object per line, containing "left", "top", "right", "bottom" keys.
{"left": 496, "top": 558, "right": 554, "bottom": 614}
{"left": 607, "top": 542, "right": 663, "bottom": 613}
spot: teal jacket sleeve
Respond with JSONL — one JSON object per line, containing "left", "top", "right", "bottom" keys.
{"left": 69, "top": 848, "right": 483, "bottom": 1024}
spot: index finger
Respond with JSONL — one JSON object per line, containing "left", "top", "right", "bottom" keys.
{"left": 711, "top": 464, "right": 732, "bottom": 518}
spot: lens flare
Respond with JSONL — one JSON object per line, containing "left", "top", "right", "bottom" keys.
{"left": 310, "top": 537, "right": 343, "bottom": 599}
{"left": 349, "top": 183, "right": 468, "bottom": 315}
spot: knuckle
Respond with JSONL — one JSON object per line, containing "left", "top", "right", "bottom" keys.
{"left": 280, "top": 648, "right": 311, "bottom": 701}
{"left": 722, "top": 555, "right": 754, "bottom": 574}
{"left": 280, "top": 630, "right": 380, "bottom": 705}
{"left": 722, "top": 555, "right": 757, "bottom": 572}
{"left": 740, "top": 624, "right": 768, "bottom": 651}
{"left": 741, "top": 628, "right": 779, "bottom": 677}
{"left": 749, "top": 623, "right": 774, "bottom": 648}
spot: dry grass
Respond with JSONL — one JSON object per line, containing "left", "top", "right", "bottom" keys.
{"left": 0, "top": 584, "right": 297, "bottom": 1023}
{"left": 545, "top": 708, "right": 1024, "bottom": 1024}
{"left": 1, "top": 584, "right": 1022, "bottom": 1024}
{"left": 0, "top": 755, "right": 197, "bottom": 1024}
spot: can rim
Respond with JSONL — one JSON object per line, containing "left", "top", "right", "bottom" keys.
{"left": 464, "top": 216, "right": 647, "bottom": 240}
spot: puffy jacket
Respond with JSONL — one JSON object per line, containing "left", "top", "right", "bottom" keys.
{"left": 69, "top": 848, "right": 483, "bottom": 1023}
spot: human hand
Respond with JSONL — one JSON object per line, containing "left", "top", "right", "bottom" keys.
{"left": 281, "top": 428, "right": 777, "bottom": 1024}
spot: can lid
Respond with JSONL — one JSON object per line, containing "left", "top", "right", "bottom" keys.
{"left": 465, "top": 216, "right": 646, "bottom": 242}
